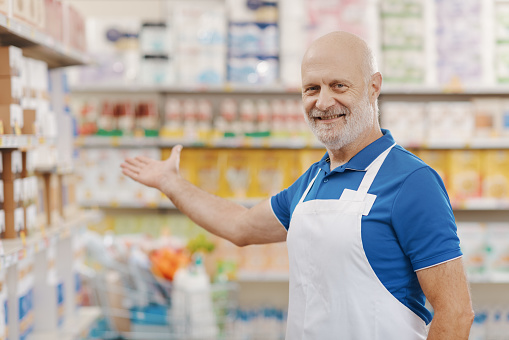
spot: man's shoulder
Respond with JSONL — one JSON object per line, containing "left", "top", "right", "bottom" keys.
{"left": 387, "top": 144, "right": 429, "bottom": 174}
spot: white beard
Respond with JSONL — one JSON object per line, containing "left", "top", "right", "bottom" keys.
{"left": 306, "top": 97, "right": 375, "bottom": 150}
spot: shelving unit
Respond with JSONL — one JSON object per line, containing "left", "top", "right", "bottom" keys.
{"left": 0, "top": 12, "right": 89, "bottom": 68}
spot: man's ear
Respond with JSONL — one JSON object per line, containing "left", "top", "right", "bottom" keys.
{"left": 370, "top": 72, "right": 382, "bottom": 102}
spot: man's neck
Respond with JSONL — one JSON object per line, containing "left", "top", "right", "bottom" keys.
{"left": 327, "top": 127, "right": 383, "bottom": 171}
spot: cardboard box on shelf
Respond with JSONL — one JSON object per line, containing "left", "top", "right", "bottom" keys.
{"left": 194, "top": 149, "right": 221, "bottom": 196}
{"left": 22, "top": 109, "right": 37, "bottom": 134}
{"left": 0, "top": 77, "right": 23, "bottom": 106}
{"left": 2, "top": 150, "right": 23, "bottom": 182}
{"left": 36, "top": 174, "right": 48, "bottom": 230}
{"left": 0, "top": 104, "right": 23, "bottom": 134}
{"left": 3, "top": 206, "right": 24, "bottom": 239}
{"left": 220, "top": 149, "right": 254, "bottom": 199}
{"left": 252, "top": 149, "right": 284, "bottom": 198}
{"left": 0, "top": 46, "right": 23, "bottom": 77}
{"left": 21, "top": 151, "right": 35, "bottom": 178}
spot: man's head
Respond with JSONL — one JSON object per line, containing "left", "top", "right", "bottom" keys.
{"left": 301, "top": 31, "right": 382, "bottom": 151}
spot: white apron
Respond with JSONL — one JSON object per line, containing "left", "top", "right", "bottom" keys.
{"left": 286, "top": 144, "right": 427, "bottom": 340}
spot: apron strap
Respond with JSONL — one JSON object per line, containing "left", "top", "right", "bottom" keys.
{"left": 298, "top": 169, "right": 321, "bottom": 204}
{"left": 354, "top": 143, "right": 396, "bottom": 202}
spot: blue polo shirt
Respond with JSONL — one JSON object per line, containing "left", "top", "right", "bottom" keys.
{"left": 271, "top": 129, "right": 462, "bottom": 324}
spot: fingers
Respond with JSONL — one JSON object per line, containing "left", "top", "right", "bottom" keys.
{"left": 122, "top": 167, "right": 138, "bottom": 180}
{"left": 121, "top": 162, "right": 140, "bottom": 174}
{"left": 135, "top": 155, "right": 152, "bottom": 164}
{"left": 124, "top": 157, "right": 145, "bottom": 168}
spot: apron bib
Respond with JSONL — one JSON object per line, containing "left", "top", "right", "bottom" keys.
{"left": 286, "top": 144, "right": 427, "bottom": 340}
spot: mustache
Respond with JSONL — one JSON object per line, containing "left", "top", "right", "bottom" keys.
{"left": 309, "top": 105, "right": 350, "bottom": 117}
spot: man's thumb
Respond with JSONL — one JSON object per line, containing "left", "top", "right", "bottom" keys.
{"left": 169, "top": 144, "right": 183, "bottom": 169}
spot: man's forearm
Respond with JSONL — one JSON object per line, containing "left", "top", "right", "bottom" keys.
{"left": 426, "top": 310, "right": 473, "bottom": 339}
{"left": 161, "top": 176, "right": 249, "bottom": 245}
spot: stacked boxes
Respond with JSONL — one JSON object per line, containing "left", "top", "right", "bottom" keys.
{"left": 0, "top": 46, "right": 24, "bottom": 134}
{"left": 2, "top": 150, "right": 24, "bottom": 239}
{"left": 21, "top": 151, "right": 37, "bottom": 236}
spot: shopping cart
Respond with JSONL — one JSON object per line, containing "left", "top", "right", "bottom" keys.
{"left": 80, "top": 231, "right": 239, "bottom": 340}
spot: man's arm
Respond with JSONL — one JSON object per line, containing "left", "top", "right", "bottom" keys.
{"left": 120, "top": 145, "right": 287, "bottom": 246}
{"left": 416, "top": 258, "right": 474, "bottom": 339}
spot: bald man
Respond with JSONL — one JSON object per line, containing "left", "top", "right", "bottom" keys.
{"left": 121, "top": 31, "right": 473, "bottom": 339}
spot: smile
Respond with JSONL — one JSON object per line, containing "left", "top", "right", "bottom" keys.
{"left": 315, "top": 114, "right": 346, "bottom": 121}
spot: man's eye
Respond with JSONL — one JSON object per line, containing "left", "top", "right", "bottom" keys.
{"left": 305, "top": 86, "right": 319, "bottom": 92}
{"left": 334, "top": 84, "right": 344, "bottom": 89}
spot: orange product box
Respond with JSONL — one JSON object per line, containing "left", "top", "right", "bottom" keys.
{"left": 415, "top": 150, "right": 449, "bottom": 189}
{"left": 481, "top": 150, "right": 509, "bottom": 200}
{"left": 2, "top": 150, "right": 23, "bottom": 181}
{"left": 447, "top": 150, "right": 482, "bottom": 203}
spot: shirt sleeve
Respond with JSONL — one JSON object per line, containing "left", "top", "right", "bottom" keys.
{"left": 391, "top": 167, "right": 462, "bottom": 271}
{"left": 270, "top": 165, "right": 317, "bottom": 230}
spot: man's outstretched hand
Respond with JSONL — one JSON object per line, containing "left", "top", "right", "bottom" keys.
{"left": 120, "top": 144, "right": 183, "bottom": 192}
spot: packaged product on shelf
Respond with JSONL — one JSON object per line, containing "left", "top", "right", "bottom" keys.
{"left": 239, "top": 99, "right": 257, "bottom": 136}
{"left": 270, "top": 99, "right": 288, "bottom": 144}
{"left": 12, "top": 0, "right": 30, "bottom": 24}
{"left": 140, "top": 54, "right": 175, "bottom": 85}
{"left": 0, "top": 104, "right": 23, "bottom": 134}
{"left": 214, "top": 98, "right": 241, "bottom": 140}
{"left": 472, "top": 98, "right": 501, "bottom": 140}
{"left": 44, "top": 0, "right": 64, "bottom": 43}
{"left": 220, "top": 149, "right": 253, "bottom": 199}
{"left": 426, "top": 102, "right": 474, "bottom": 146}
{"left": 197, "top": 100, "right": 213, "bottom": 142}
{"left": 447, "top": 150, "right": 482, "bottom": 204}
{"left": 161, "top": 98, "right": 183, "bottom": 139}
{"left": 0, "top": 46, "right": 23, "bottom": 77}
{"left": 35, "top": 175, "right": 47, "bottom": 231}
{"left": 456, "top": 222, "right": 487, "bottom": 281}
{"left": 252, "top": 150, "right": 284, "bottom": 198}
{"left": 255, "top": 99, "right": 272, "bottom": 136}
{"left": 481, "top": 150, "right": 509, "bottom": 201}
{"left": 182, "top": 99, "right": 198, "bottom": 142}
{"left": 495, "top": 2, "right": 509, "bottom": 84}
{"left": 0, "top": 75, "right": 23, "bottom": 106}
{"left": 497, "top": 99, "right": 509, "bottom": 138}
{"left": 194, "top": 150, "right": 220, "bottom": 195}
{"left": 17, "top": 255, "right": 34, "bottom": 340}
{"left": 228, "top": 56, "right": 279, "bottom": 85}
{"left": 380, "top": 0, "right": 426, "bottom": 84}
{"left": 485, "top": 224, "right": 509, "bottom": 282}
{"left": 172, "top": 2, "right": 227, "bottom": 85}
{"left": 415, "top": 150, "right": 449, "bottom": 190}
{"left": 381, "top": 102, "right": 425, "bottom": 147}
{"left": 435, "top": 0, "right": 483, "bottom": 87}
{"left": 63, "top": 3, "right": 87, "bottom": 52}
{"left": 0, "top": 0, "right": 6, "bottom": 14}
{"left": 135, "top": 101, "right": 159, "bottom": 137}
{"left": 115, "top": 101, "right": 136, "bottom": 136}
{"left": 139, "top": 22, "right": 172, "bottom": 55}
{"left": 97, "top": 101, "right": 116, "bottom": 136}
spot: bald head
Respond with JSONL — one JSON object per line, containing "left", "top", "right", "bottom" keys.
{"left": 302, "top": 31, "right": 378, "bottom": 85}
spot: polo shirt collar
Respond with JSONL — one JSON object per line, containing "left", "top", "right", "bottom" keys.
{"left": 317, "top": 129, "right": 395, "bottom": 173}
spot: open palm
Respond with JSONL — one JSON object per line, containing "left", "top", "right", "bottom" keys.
{"left": 121, "top": 145, "right": 182, "bottom": 190}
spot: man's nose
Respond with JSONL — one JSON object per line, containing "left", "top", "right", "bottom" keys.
{"left": 315, "top": 88, "right": 335, "bottom": 111}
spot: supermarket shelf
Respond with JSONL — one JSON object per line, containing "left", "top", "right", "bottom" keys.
{"left": 0, "top": 210, "right": 103, "bottom": 270}
{"left": 70, "top": 83, "right": 302, "bottom": 94}
{"left": 27, "top": 306, "right": 102, "bottom": 340}
{"left": 0, "top": 12, "right": 90, "bottom": 68}
{"left": 237, "top": 271, "right": 289, "bottom": 282}
{"left": 70, "top": 83, "right": 509, "bottom": 95}
{"left": 75, "top": 135, "right": 323, "bottom": 149}
{"left": 0, "top": 134, "right": 38, "bottom": 149}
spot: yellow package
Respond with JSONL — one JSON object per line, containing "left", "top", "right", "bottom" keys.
{"left": 279, "top": 150, "right": 302, "bottom": 189}
{"left": 194, "top": 149, "right": 221, "bottom": 195}
{"left": 299, "top": 149, "right": 327, "bottom": 175}
{"left": 415, "top": 150, "right": 449, "bottom": 189}
{"left": 447, "top": 150, "right": 482, "bottom": 202}
{"left": 251, "top": 150, "right": 284, "bottom": 198}
{"left": 161, "top": 147, "right": 199, "bottom": 185}
{"left": 481, "top": 150, "right": 509, "bottom": 200}
{"left": 220, "top": 149, "right": 254, "bottom": 199}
